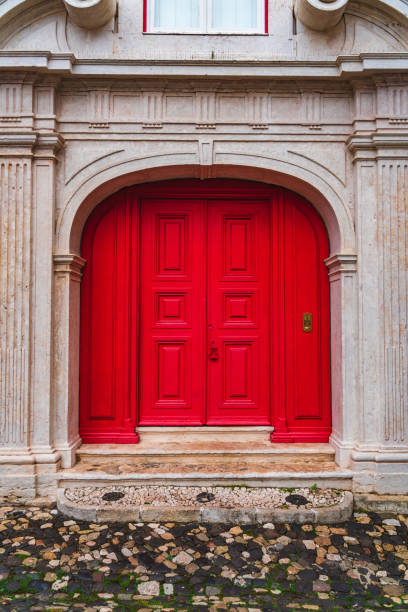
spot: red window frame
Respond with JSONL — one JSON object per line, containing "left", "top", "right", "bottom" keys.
{"left": 143, "top": 0, "right": 269, "bottom": 34}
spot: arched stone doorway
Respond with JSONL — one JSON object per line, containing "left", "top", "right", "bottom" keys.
{"left": 53, "top": 162, "right": 357, "bottom": 469}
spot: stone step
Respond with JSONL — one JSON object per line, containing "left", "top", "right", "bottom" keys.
{"left": 137, "top": 426, "right": 275, "bottom": 442}
{"left": 59, "top": 456, "right": 352, "bottom": 490}
{"left": 78, "top": 440, "right": 335, "bottom": 463}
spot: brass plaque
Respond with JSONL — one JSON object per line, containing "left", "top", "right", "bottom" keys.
{"left": 303, "top": 313, "right": 313, "bottom": 333}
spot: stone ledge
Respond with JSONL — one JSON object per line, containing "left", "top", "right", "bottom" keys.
{"left": 57, "top": 489, "right": 353, "bottom": 525}
{"left": 354, "top": 494, "right": 408, "bottom": 514}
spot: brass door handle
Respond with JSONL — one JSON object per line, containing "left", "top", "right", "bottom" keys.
{"left": 303, "top": 313, "right": 313, "bottom": 333}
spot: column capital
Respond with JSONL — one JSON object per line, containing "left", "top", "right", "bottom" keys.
{"left": 347, "top": 132, "right": 408, "bottom": 161}
{"left": 34, "top": 134, "right": 65, "bottom": 159}
{"left": 325, "top": 253, "right": 357, "bottom": 280}
{"left": 54, "top": 254, "right": 87, "bottom": 282}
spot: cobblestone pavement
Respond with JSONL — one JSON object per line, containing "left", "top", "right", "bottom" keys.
{"left": 1, "top": 505, "right": 408, "bottom": 611}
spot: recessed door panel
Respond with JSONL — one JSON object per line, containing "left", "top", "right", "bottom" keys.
{"left": 155, "top": 339, "right": 190, "bottom": 406}
{"left": 207, "top": 201, "right": 271, "bottom": 424}
{"left": 157, "top": 215, "right": 189, "bottom": 278}
{"left": 224, "top": 341, "right": 255, "bottom": 404}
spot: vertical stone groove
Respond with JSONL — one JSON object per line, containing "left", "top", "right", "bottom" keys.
{"left": 379, "top": 161, "right": 408, "bottom": 444}
{"left": 0, "top": 159, "right": 31, "bottom": 447}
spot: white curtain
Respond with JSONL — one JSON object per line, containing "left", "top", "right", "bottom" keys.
{"left": 154, "top": 0, "right": 200, "bottom": 30}
{"left": 211, "top": 0, "right": 258, "bottom": 30}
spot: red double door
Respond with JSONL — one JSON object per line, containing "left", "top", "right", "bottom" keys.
{"left": 80, "top": 180, "right": 331, "bottom": 443}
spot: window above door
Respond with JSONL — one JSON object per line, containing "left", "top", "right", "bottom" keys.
{"left": 144, "top": 0, "right": 268, "bottom": 34}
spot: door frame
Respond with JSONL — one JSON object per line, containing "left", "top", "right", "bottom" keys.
{"left": 79, "top": 178, "right": 331, "bottom": 440}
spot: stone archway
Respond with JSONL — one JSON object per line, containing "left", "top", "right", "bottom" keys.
{"left": 53, "top": 161, "right": 357, "bottom": 470}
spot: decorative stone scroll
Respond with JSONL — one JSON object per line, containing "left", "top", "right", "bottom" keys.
{"left": 295, "top": 0, "right": 349, "bottom": 31}
{"left": 63, "top": 0, "right": 116, "bottom": 30}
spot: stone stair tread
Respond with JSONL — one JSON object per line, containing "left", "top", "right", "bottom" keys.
{"left": 78, "top": 442, "right": 335, "bottom": 456}
{"left": 62, "top": 459, "right": 342, "bottom": 476}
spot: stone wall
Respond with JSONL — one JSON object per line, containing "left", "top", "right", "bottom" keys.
{"left": 0, "top": 0, "right": 406, "bottom": 498}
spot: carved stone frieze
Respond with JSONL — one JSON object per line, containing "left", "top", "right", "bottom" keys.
{"left": 57, "top": 82, "right": 354, "bottom": 131}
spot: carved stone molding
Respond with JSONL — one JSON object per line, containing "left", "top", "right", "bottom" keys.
{"left": 0, "top": 133, "right": 37, "bottom": 156}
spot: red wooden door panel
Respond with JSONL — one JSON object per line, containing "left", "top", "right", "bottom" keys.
{"left": 271, "top": 189, "right": 331, "bottom": 442}
{"left": 207, "top": 200, "right": 271, "bottom": 424}
{"left": 80, "top": 192, "right": 139, "bottom": 443}
{"left": 139, "top": 199, "right": 206, "bottom": 424}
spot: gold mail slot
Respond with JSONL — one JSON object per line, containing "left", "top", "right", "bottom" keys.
{"left": 303, "top": 313, "right": 313, "bottom": 333}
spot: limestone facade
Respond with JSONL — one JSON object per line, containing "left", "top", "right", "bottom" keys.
{"left": 0, "top": 0, "right": 407, "bottom": 499}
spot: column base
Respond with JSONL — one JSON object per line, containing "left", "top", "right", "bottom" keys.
{"left": 329, "top": 433, "right": 354, "bottom": 468}
{"left": 352, "top": 447, "right": 408, "bottom": 494}
{"left": 0, "top": 448, "right": 61, "bottom": 500}
{"left": 55, "top": 435, "right": 82, "bottom": 469}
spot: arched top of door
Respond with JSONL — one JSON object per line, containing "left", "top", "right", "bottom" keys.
{"left": 56, "top": 159, "right": 355, "bottom": 257}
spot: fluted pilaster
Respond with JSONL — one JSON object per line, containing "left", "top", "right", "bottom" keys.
{"left": 0, "top": 155, "right": 32, "bottom": 450}
{"left": 378, "top": 161, "right": 408, "bottom": 446}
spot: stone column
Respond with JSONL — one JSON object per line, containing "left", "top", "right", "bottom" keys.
{"left": 0, "top": 134, "right": 37, "bottom": 498}
{"left": 53, "top": 254, "right": 85, "bottom": 468}
{"left": 0, "top": 75, "right": 64, "bottom": 498}
{"left": 325, "top": 254, "right": 358, "bottom": 467}
{"left": 29, "top": 134, "right": 64, "bottom": 495}
{"left": 349, "top": 139, "right": 382, "bottom": 456}
{"left": 349, "top": 81, "right": 408, "bottom": 491}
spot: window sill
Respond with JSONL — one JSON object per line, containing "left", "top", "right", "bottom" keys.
{"left": 143, "top": 31, "right": 269, "bottom": 36}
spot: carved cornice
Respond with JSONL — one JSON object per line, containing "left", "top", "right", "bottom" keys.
{"left": 0, "top": 52, "right": 407, "bottom": 80}
{"left": 0, "top": 131, "right": 37, "bottom": 156}
{"left": 0, "top": 132, "right": 37, "bottom": 146}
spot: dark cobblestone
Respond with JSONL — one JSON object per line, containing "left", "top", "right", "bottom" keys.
{"left": 0, "top": 505, "right": 408, "bottom": 610}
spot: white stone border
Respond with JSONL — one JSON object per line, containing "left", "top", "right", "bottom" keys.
{"left": 57, "top": 489, "right": 354, "bottom": 524}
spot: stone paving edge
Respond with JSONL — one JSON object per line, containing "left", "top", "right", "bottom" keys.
{"left": 354, "top": 493, "right": 408, "bottom": 514}
{"left": 56, "top": 488, "right": 354, "bottom": 524}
